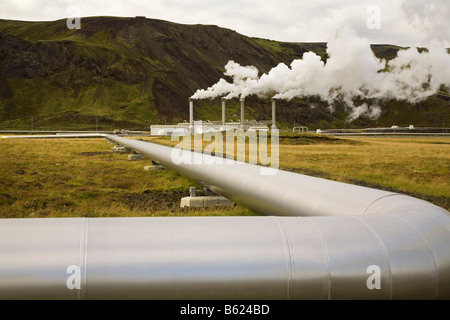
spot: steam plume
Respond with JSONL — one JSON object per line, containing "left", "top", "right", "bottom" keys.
{"left": 191, "top": 26, "right": 450, "bottom": 121}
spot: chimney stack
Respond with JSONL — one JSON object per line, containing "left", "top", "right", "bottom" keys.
{"left": 271, "top": 99, "right": 277, "bottom": 129}
{"left": 189, "top": 98, "right": 194, "bottom": 134}
{"left": 221, "top": 97, "right": 226, "bottom": 128}
{"left": 240, "top": 98, "right": 245, "bottom": 130}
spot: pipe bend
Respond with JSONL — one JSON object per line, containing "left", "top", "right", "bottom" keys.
{"left": 362, "top": 194, "right": 450, "bottom": 217}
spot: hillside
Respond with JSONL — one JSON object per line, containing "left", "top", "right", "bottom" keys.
{"left": 0, "top": 16, "right": 449, "bottom": 130}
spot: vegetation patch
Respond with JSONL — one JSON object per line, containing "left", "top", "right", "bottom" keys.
{"left": 278, "top": 133, "right": 366, "bottom": 145}
{"left": 126, "top": 190, "right": 188, "bottom": 212}
{"left": 78, "top": 151, "right": 111, "bottom": 156}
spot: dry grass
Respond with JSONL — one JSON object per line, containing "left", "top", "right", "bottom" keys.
{"left": 0, "top": 135, "right": 448, "bottom": 218}
{"left": 0, "top": 138, "right": 256, "bottom": 218}
{"left": 277, "top": 137, "right": 449, "bottom": 210}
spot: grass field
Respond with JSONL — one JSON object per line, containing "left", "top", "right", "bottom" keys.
{"left": 277, "top": 137, "right": 449, "bottom": 209}
{"left": 0, "top": 134, "right": 448, "bottom": 218}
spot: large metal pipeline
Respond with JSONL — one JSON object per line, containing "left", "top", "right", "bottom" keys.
{"left": 104, "top": 134, "right": 448, "bottom": 218}
{"left": 0, "top": 134, "right": 449, "bottom": 300}
{"left": 1, "top": 214, "right": 449, "bottom": 300}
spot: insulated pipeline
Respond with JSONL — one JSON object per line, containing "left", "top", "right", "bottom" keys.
{"left": 1, "top": 213, "right": 449, "bottom": 300}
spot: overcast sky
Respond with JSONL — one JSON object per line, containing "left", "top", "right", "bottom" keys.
{"left": 0, "top": 0, "right": 449, "bottom": 47}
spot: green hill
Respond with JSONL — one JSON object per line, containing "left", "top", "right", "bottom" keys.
{"left": 0, "top": 17, "right": 448, "bottom": 130}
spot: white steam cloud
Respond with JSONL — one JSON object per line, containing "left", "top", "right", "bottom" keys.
{"left": 191, "top": 26, "right": 450, "bottom": 121}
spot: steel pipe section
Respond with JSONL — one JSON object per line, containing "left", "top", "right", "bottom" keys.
{"left": 0, "top": 134, "right": 449, "bottom": 299}
{"left": 1, "top": 213, "right": 449, "bottom": 300}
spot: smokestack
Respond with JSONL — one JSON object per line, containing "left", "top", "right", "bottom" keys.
{"left": 189, "top": 98, "right": 194, "bottom": 134}
{"left": 240, "top": 98, "right": 245, "bottom": 130}
{"left": 271, "top": 99, "right": 277, "bottom": 129}
{"left": 221, "top": 97, "right": 226, "bottom": 128}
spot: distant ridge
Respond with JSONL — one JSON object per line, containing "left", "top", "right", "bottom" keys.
{"left": 0, "top": 17, "right": 448, "bottom": 130}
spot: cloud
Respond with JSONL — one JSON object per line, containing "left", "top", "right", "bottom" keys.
{"left": 401, "top": 0, "right": 450, "bottom": 46}
{"left": 0, "top": 0, "right": 448, "bottom": 46}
